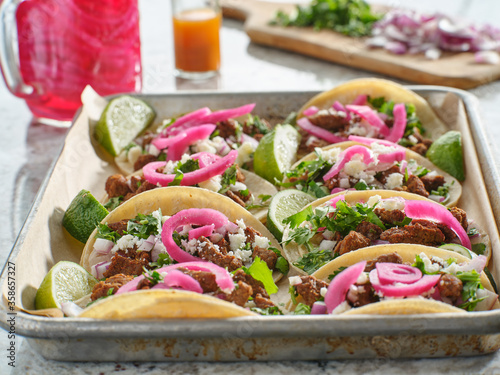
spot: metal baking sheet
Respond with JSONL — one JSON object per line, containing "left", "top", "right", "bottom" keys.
{"left": 2, "top": 87, "right": 500, "bottom": 361}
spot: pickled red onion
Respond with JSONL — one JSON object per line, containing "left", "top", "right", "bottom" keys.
{"left": 377, "top": 149, "right": 406, "bottom": 164}
{"left": 345, "top": 105, "right": 390, "bottom": 137}
{"left": 404, "top": 200, "right": 471, "bottom": 250}
{"left": 164, "top": 104, "right": 255, "bottom": 136}
{"left": 191, "top": 152, "right": 220, "bottom": 168}
{"left": 163, "top": 107, "right": 211, "bottom": 136}
{"left": 332, "top": 101, "right": 347, "bottom": 113}
{"left": 153, "top": 124, "right": 216, "bottom": 161}
{"left": 347, "top": 136, "right": 406, "bottom": 150}
{"left": 324, "top": 261, "right": 366, "bottom": 313}
{"left": 115, "top": 261, "right": 235, "bottom": 295}
{"left": 328, "top": 195, "right": 346, "bottom": 208}
{"left": 188, "top": 224, "right": 215, "bottom": 240}
{"left": 296, "top": 117, "right": 348, "bottom": 143}
{"left": 303, "top": 106, "right": 319, "bottom": 117}
{"left": 352, "top": 95, "right": 367, "bottom": 105}
{"left": 369, "top": 268, "right": 440, "bottom": 297}
{"left": 332, "top": 101, "right": 351, "bottom": 120}
{"left": 143, "top": 150, "right": 238, "bottom": 187}
{"left": 152, "top": 269, "right": 203, "bottom": 293}
{"left": 460, "top": 255, "right": 487, "bottom": 273}
{"left": 161, "top": 208, "right": 229, "bottom": 263}
{"left": 385, "top": 103, "right": 407, "bottom": 143}
{"left": 311, "top": 302, "right": 327, "bottom": 315}
{"left": 201, "top": 103, "right": 256, "bottom": 124}
{"left": 375, "top": 263, "right": 422, "bottom": 285}
{"left": 323, "top": 145, "right": 375, "bottom": 181}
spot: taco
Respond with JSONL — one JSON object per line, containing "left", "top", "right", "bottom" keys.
{"left": 295, "top": 78, "right": 448, "bottom": 159}
{"left": 103, "top": 150, "right": 277, "bottom": 222}
{"left": 79, "top": 187, "right": 288, "bottom": 318}
{"left": 286, "top": 245, "right": 499, "bottom": 315}
{"left": 282, "top": 140, "right": 461, "bottom": 206}
{"left": 115, "top": 103, "right": 272, "bottom": 175}
{"left": 282, "top": 190, "right": 490, "bottom": 275}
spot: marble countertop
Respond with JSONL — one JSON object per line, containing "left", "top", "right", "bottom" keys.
{"left": 2, "top": 0, "right": 500, "bottom": 373}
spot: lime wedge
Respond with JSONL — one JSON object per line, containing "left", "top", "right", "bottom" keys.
{"left": 267, "top": 189, "right": 316, "bottom": 241}
{"left": 95, "top": 95, "right": 156, "bottom": 156}
{"left": 438, "top": 244, "right": 475, "bottom": 259}
{"left": 35, "top": 261, "right": 98, "bottom": 310}
{"left": 253, "top": 124, "right": 300, "bottom": 184}
{"left": 62, "top": 189, "right": 109, "bottom": 244}
{"left": 426, "top": 131, "right": 464, "bottom": 181}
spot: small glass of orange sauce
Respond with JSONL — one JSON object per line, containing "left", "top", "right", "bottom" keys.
{"left": 172, "top": 0, "right": 221, "bottom": 79}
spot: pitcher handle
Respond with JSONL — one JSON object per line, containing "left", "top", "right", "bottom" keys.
{"left": 0, "top": 0, "right": 36, "bottom": 98}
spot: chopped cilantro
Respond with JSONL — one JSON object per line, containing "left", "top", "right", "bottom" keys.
{"left": 250, "top": 306, "right": 283, "bottom": 315}
{"left": 468, "top": 227, "right": 480, "bottom": 237}
{"left": 259, "top": 194, "right": 272, "bottom": 203}
{"left": 293, "top": 303, "right": 312, "bottom": 315}
{"left": 289, "top": 285, "right": 299, "bottom": 305}
{"left": 125, "top": 212, "right": 161, "bottom": 239}
{"left": 294, "top": 249, "right": 335, "bottom": 275}
{"left": 244, "top": 115, "right": 272, "bottom": 136}
{"left": 431, "top": 183, "right": 450, "bottom": 198}
{"left": 270, "top": 0, "right": 381, "bottom": 37}
{"left": 96, "top": 223, "right": 122, "bottom": 243}
{"left": 354, "top": 180, "right": 371, "bottom": 191}
{"left": 328, "top": 266, "right": 347, "bottom": 281}
{"left": 471, "top": 243, "right": 486, "bottom": 256}
{"left": 270, "top": 247, "right": 289, "bottom": 275}
{"left": 150, "top": 253, "right": 174, "bottom": 269}
{"left": 218, "top": 165, "right": 238, "bottom": 194}
{"left": 456, "top": 270, "right": 485, "bottom": 311}
{"left": 167, "top": 171, "right": 184, "bottom": 186}
{"left": 142, "top": 268, "right": 163, "bottom": 287}
{"left": 104, "top": 196, "right": 123, "bottom": 211}
{"left": 177, "top": 159, "right": 199, "bottom": 173}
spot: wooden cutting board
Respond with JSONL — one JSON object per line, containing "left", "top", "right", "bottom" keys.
{"left": 221, "top": 0, "right": 500, "bottom": 89}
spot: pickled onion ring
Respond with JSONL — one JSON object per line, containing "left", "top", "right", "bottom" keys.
{"left": 153, "top": 124, "right": 216, "bottom": 161}
{"left": 188, "top": 224, "right": 215, "bottom": 240}
{"left": 116, "top": 261, "right": 235, "bottom": 295}
{"left": 375, "top": 263, "right": 422, "bottom": 285}
{"left": 163, "top": 107, "right": 211, "bottom": 136}
{"left": 369, "top": 268, "right": 440, "bottom": 297}
{"left": 152, "top": 269, "right": 203, "bottom": 293}
{"left": 323, "top": 145, "right": 375, "bottom": 181}
{"left": 303, "top": 106, "right": 319, "bottom": 117}
{"left": 143, "top": 150, "right": 237, "bottom": 187}
{"left": 161, "top": 209, "right": 229, "bottom": 263}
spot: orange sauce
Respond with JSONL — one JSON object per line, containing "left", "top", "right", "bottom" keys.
{"left": 173, "top": 8, "right": 221, "bottom": 72}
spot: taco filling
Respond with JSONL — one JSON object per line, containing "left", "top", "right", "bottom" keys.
{"left": 104, "top": 151, "right": 268, "bottom": 212}
{"left": 284, "top": 194, "right": 485, "bottom": 274}
{"left": 116, "top": 103, "right": 272, "bottom": 174}
{"left": 297, "top": 95, "right": 433, "bottom": 156}
{"left": 288, "top": 251, "right": 497, "bottom": 314}
{"left": 87, "top": 208, "right": 287, "bottom": 314}
{"left": 283, "top": 141, "right": 453, "bottom": 202}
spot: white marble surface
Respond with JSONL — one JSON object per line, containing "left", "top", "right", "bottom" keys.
{"left": 2, "top": 0, "right": 500, "bottom": 373}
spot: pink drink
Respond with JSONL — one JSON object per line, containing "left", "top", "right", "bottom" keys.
{"left": 15, "top": 0, "right": 142, "bottom": 121}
